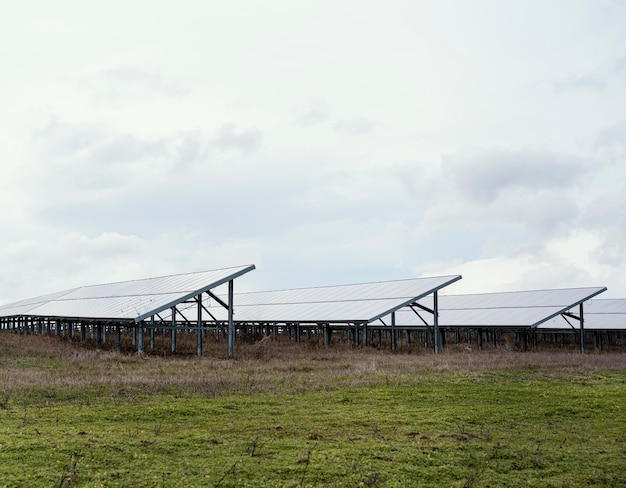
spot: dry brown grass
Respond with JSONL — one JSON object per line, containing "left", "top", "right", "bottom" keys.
{"left": 1, "top": 331, "right": 626, "bottom": 399}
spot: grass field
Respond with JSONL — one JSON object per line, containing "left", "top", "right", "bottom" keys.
{"left": 1, "top": 332, "right": 626, "bottom": 487}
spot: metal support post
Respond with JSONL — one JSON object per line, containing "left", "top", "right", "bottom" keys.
{"left": 137, "top": 321, "right": 145, "bottom": 355}
{"left": 171, "top": 307, "right": 177, "bottom": 354}
{"left": 150, "top": 316, "right": 155, "bottom": 350}
{"left": 362, "top": 322, "right": 368, "bottom": 347}
{"left": 115, "top": 325, "right": 121, "bottom": 352}
{"left": 433, "top": 290, "right": 440, "bottom": 354}
{"left": 228, "top": 280, "right": 235, "bottom": 359}
{"left": 197, "top": 293, "right": 203, "bottom": 357}
{"left": 579, "top": 303, "right": 585, "bottom": 354}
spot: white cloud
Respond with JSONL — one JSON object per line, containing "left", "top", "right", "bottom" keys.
{"left": 293, "top": 98, "right": 331, "bottom": 127}
{"left": 442, "top": 147, "right": 588, "bottom": 204}
{"left": 1, "top": 0, "right": 626, "bottom": 305}
{"left": 553, "top": 75, "right": 606, "bottom": 93}
{"left": 213, "top": 123, "right": 262, "bottom": 152}
{"left": 421, "top": 229, "right": 622, "bottom": 296}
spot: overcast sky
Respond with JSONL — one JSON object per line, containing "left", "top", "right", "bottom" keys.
{"left": 1, "top": 0, "right": 625, "bottom": 303}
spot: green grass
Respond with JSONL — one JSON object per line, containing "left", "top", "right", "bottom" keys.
{"left": 1, "top": 333, "right": 626, "bottom": 486}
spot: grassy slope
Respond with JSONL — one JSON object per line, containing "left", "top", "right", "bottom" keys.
{"left": 1, "top": 333, "right": 625, "bottom": 487}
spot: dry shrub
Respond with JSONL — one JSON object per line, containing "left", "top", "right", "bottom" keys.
{"left": 2, "top": 330, "right": 626, "bottom": 398}
{"left": 247, "top": 335, "right": 274, "bottom": 359}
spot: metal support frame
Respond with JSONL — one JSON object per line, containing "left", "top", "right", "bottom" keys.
{"left": 560, "top": 304, "right": 586, "bottom": 354}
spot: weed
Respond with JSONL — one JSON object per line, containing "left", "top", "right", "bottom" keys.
{"left": 0, "top": 394, "right": 10, "bottom": 410}
{"left": 362, "top": 472, "right": 383, "bottom": 487}
{"left": 19, "top": 404, "right": 28, "bottom": 427}
{"left": 480, "top": 425, "right": 492, "bottom": 442}
{"left": 298, "top": 449, "right": 311, "bottom": 487}
{"left": 247, "top": 436, "right": 261, "bottom": 457}
{"left": 56, "top": 453, "right": 80, "bottom": 488}
{"left": 214, "top": 462, "right": 237, "bottom": 487}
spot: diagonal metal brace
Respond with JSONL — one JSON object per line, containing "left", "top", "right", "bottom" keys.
{"left": 207, "top": 290, "right": 230, "bottom": 311}
{"left": 410, "top": 302, "right": 434, "bottom": 315}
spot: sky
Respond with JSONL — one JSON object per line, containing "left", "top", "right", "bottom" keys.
{"left": 1, "top": 0, "right": 626, "bottom": 303}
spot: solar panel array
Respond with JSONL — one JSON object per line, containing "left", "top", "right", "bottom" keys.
{"left": 172, "top": 275, "right": 463, "bottom": 323}
{"left": 539, "top": 298, "right": 626, "bottom": 331}
{"left": 0, "top": 266, "right": 620, "bottom": 333}
{"left": 0, "top": 265, "right": 255, "bottom": 322}
{"left": 387, "top": 287, "right": 607, "bottom": 329}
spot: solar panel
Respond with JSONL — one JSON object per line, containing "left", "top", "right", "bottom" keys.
{"left": 538, "top": 298, "right": 626, "bottom": 331}
{"left": 0, "top": 288, "right": 80, "bottom": 317}
{"left": 195, "top": 275, "right": 462, "bottom": 323}
{"left": 391, "top": 287, "right": 607, "bottom": 329}
{"left": 0, "top": 265, "right": 255, "bottom": 322}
